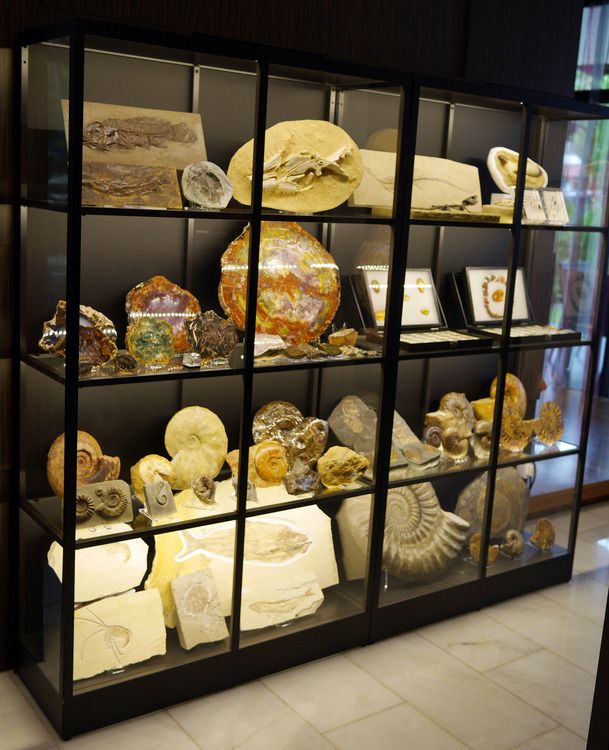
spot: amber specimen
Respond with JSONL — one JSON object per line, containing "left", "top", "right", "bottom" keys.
{"left": 126, "top": 275, "right": 201, "bottom": 352}
{"left": 126, "top": 316, "right": 175, "bottom": 366}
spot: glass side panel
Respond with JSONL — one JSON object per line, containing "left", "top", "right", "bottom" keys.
{"left": 23, "top": 40, "right": 70, "bottom": 205}
{"left": 19, "top": 512, "right": 61, "bottom": 692}
{"left": 378, "top": 473, "right": 479, "bottom": 606}
{"left": 81, "top": 35, "right": 257, "bottom": 214}
{"left": 486, "top": 454, "right": 576, "bottom": 577}
{"left": 241, "top": 495, "right": 368, "bottom": 646}
{"left": 260, "top": 64, "right": 402, "bottom": 222}
{"left": 575, "top": 4, "right": 609, "bottom": 91}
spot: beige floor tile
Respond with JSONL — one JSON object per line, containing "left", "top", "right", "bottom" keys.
{"left": 485, "top": 591, "right": 602, "bottom": 674}
{"left": 487, "top": 649, "right": 594, "bottom": 739}
{"left": 419, "top": 610, "right": 541, "bottom": 672}
{"left": 231, "top": 711, "right": 335, "bottom": 750}
{"left": 346, "top": 632, "right": 555, "bottom": 750}
{"left": 56, "top": 712, "right": 199, "bottom": 750}
{"left": 0, "top": 672, "right": 58, "bottom": 750}
{"left": 512, "top": 725, "right": 586, "bottom": 750}
{"left": 326, "top": 703, "right": 469, "bottom": 750}
{"left": 169, "top": 681, "right": 293, "bottom": 750}
{"left": 262, "top": 653, "right": 402, "bottom": 733}
{"left": 576, "top": 510, "right": 609, "bottom": 531}
{"left": 573, "top": 538, "right": 609, "bottom": 577}
{"left": 582, "top": 501, "right": 609, "bottom": 522}
{"left": 539, "top": 572, "right": 608, "bottom": 625}
{"left": 579, "top": 522, "right": 609, "bottom": 545}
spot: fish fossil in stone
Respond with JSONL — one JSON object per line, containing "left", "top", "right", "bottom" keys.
{"left": 175, "top": 519, "right": 312, "bottom": 564}
{"left": 83, "top": 116, "right": 197, "bottom": 152}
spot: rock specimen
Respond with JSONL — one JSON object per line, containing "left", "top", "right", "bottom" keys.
{"left": 114, "top": 352, "right": 139, "bottom": 374}
{"left": 165, "top": 406, "right": 228, "bottom": 488}
{"left": 48, "top": 533, "right": 148, "bottom": 602}
{"left": 126, "top": 275, "right": 201, "bottom": 352}
{"left": 74, "top": 479, "right": 133, "bottom": 527}
{"left": 81, "top": 162, "right": 182, "bottom": 209}
{"left": 39, "top": 300, "right": 117, "bottom": 365}
{"left": 73, "top": 589, "right": 166, "bottom": 680}
{"left": 181, "top": 161, "right": 233, "bottom": 209}
{"left": 219, "top": 222, "right": 340, "bottom": 345}
{"left": 253, "top": 333, "right": 287, "bottom": 357}
{"left": 328, "top": 328, "right": 358, "bottom": 347}
{"left": 487, "top": 146, "right": 548, "bottom": 194}
{"left": 47, "top": 430, "right": 120, "bottom": 499}
{"left": 227, "top": 119, "right": 363, "bottom": 212}
{"left": 317, "top": 446, "right": 368, "bottom": 489}
{"left": 186, "top": 310, "right": 239, "bottom": 360}
{"left": 241, "top": 571, "right": 323, "bottom": 630}
{"left": 126, "top": 316, "right": 175, "bottom": 366}
{"left": 282, "top": 458, "right": 321, "bottom": 495}
{"left": 455, "top": 467, "right": 529, "bottom": 540}
{"left": 131, "top": 454, "right": 176, "bottom": 503}
{"left": 171, "top": 569, "right": 228, "bottom": 648}
{"left": 337, "top": 483, "right": 470, "bottom": 583}
{"left": 530, "top": 518, "right": 555, "bottom": 551}
{"left": 252, "top": 401, "right": 328, "bottom": 467}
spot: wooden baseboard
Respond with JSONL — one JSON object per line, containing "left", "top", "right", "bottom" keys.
{"left": 529, "top": 480, "right": 609, "bottom": 517}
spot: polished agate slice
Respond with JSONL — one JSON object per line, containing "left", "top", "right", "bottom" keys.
{"left": 219, "top": 222, "right": 340, "bottom": 345}
{"left": 126, "top": 316, "right": 175, "bottom": 366}
{"left": 39, "top": 300, "right": 117, "bottom": 365}
{"left": 126, "top": 275, "right": 201, "bottom": 352}
{"left": 181, "top": 161, "right": 233, "bottom": 209}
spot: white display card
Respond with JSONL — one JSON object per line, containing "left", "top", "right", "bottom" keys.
{"left": 521, "top": 189, "right": 546, "bottom": 224}
{"left": 540, "top": 188, "right": 569, "bottom": 225}
{"left": 361, "top": 267, "right": 443, "bottom": 329}
{"left": 465, "top": 267, "right": 530, "bottom": 324}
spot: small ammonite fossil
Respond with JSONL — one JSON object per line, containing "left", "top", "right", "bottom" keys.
{"left": 96, "top": 485, "right": 129, "bottom": 518}
{"left": 192, "top": 474, "right": 216, "bottom": 504}
{"left": 76, "top": 493, "right": 96, "bottom": 522}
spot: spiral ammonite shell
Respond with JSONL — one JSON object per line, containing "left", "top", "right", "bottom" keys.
{"left": 423, "top": 424, "right": 443, "bottom": 450}
{"left": 439, "top": 392, "right": 475, "bottom": 432}
{"left": 338, "top": 484, "right": 470, "bottom": 583}
{"left": 46, "top": 431, "right": 121, "bottom": 498}
{"left": 491, "top": 373, "right": 527, "bottom": 419}
{"left": 75, "top": 493, "right": 95, "bottom": 523}
{"left": 96, "top": 486, "right": 129, "bottom": 518}
{"left": 536, "top": 402, "right": 564, "bottom": 445}
{"left": 252, "top": 440, "right": 289, "bottom": 483}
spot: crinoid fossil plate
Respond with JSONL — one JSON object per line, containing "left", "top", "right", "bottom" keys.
{"left": 219, "top": 222, "right": 340, "bottom": 345}
{"left": 455, "top": 467, "right": 529, "bottom": 540}
{"left": 62, "top": 100, "right": 206, "bottom": 169}
{"left": 228, "top": 119, "right": 362, "bottom": 212}
{"left": 337, "top": 484, "right": 469, "bottom": 583}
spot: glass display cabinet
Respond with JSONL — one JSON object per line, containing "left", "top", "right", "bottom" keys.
{"left": 13, "top": 19, "right": 609, "bottom": 738}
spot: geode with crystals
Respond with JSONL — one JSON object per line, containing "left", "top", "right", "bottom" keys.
{"left": 126, "top": 275, "right": 201, "bottom": 352}
{"left": 181, "top": 161, "right": 233, "bottom": 209}
{"left": 186, "top": 310, "right": 239, "bottom": 360}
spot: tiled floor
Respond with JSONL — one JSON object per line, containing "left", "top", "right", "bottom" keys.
{"left": 4, "top": 503, "right": 609, "bottom": 749}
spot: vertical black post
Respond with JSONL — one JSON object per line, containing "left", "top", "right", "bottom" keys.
{"left": 477, "top": 103, "right": 532, "bottom": 577}
{"left": 364, "top": 77, "right": 419, "bottom": 627}
{"left": 60, "top": 24, "right": 84, "bottom": 730}
{"left": 230, "top": 59, "right": 269, "bottom": 651}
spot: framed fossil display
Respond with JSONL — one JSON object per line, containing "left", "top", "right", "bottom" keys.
{"left": 464, "top": 267, "right": 530, "bottom": 324}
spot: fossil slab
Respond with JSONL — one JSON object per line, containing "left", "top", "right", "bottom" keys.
{"left": 75, "top": 479, "right": 133, "bottom": 528}
{"left": 219, "top": 222, "right": 340, "bottom": 345}
{"left": 48, "top": 533, "right": 148, "bottom": 602}
{"left": 455, "top": 467, "right": 530, "bottom": 540}
{"left": 412, "top": 156, "right": 482, "bottom": 212}
{"left": 62, "top": 100, "right": 206, "bottom": 169}
{"left": 182, "top": 161, "right": 233, "bottom": 208}
{"left": 487, "top": 146, "right": 548, "bottom": 195}
{"left": 241, "top": 571, "right": 323, "bottom": 630}
{"left": 82, "top": 162, "right": 182, "bottom": 209}
{"left": 171, "top": 570, "right": 228, "bottom": 648}
{"left": 73, "top": 589, "right": 166, "bottom": 680}
{"left": 228, "top": 120, "right": 362, "bottom": 212}
{"left": 349, "top": 149, "right": 396, "bottom": 209}
{"left": 126, "top": 275, "right": 201, "bottom": 353}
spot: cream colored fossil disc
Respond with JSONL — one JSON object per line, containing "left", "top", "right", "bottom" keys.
{"left": 164, "top": 406, "right": 228, "bottom": 486}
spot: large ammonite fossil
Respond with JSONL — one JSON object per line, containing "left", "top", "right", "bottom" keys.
{"left": 47, "top": 431, "right": 120, "bottom": 498}
{"left": 337, "top": 484, "right": 469, "bottom": 583}
{"left": 536, "top": 401, "right": 564, "bottom": 445}
{"left": 219, "top": 222, "right": 340, "bottom": 345}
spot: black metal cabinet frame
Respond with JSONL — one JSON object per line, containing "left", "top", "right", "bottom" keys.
{"left": 12, "top": 18, "right": 609, "bottom": 738}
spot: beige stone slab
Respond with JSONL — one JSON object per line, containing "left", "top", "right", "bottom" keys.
{"left": 412, "top": 155, "right": 481, "bottom": 210}
{"left": 61, "top": 100, "right": 206, "bottom": 169}
{"left": 241, "top": 571, "right": 323, "bottom": 630}
{"left": 73, "top": 589, "right": 166, "bottom": 680}
{"left": 349, "top": 149, "right": 396, "bottom": 208}
{"left": 48, "top": 533, "right": 148, "bottom": 603}
{"left": 171, "top": 569, "right": 228, "bottom": 649}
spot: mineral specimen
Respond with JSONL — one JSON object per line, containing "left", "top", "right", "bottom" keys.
{"left": 328, "top": 328, "right": 358, "bottom": 346}
{"left": 186, "top": 310, "right": 239, "bottom": 360}
{"left": 181, "top": 160, "right": 233, "bottom": 209}
{"left": 114, "top": 352, "right": 139, "bottom": 373}
{"left": 317, "top": 446, "right": 368, "bottom": 489}
{"left": 126, "top": 275, "right": 201, "bottom": 352}
{"left": 283, "top": 458, "right": 321, "bottom": 494}
{"left": 126, "top": 316, "right": 175, "bottom": 366}
{"left": 219, "top": 222, "right": 340, "bottom": 345}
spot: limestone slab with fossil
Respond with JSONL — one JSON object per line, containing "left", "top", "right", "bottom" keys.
{"left": 73, "top": 589, "right": 166, "bottom": 680}
{"left": 171, "top": 570, "right": 228, "bottom": 648}
{"left": 240, "top": 571, "right": 323, "bottom": 630}
{"left": 61, "top": 100, "right": 206, "bottom": 169}
{"left": 81, "top": 162, "right": 183, "bottom": 209}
